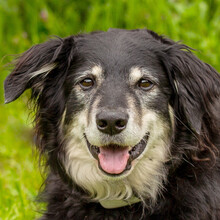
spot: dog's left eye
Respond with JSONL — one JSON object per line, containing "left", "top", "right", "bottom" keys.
{"left": 138, "top": 79, "right": 154, "bottom": 91}
{"left": 79, "top": 78, "right": 94, "bottom": 90}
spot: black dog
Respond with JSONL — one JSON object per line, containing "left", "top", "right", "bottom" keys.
{"left": 4, "top": 29, "right": 220, "bottom": 220}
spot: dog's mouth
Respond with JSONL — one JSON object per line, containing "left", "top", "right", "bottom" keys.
{"left": 86, "top": 133, "right": 149, "bottom": 176}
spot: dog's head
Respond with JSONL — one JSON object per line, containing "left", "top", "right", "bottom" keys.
{"left": 4, "top": 29, "right": 220, "bottom": 204}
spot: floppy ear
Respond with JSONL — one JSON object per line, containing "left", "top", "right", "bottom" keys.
{"left": 4, "top": 36, "right": 75, "bottom": 104}
{"left": 159, "top": 44, "right": 220, "bottom": 134}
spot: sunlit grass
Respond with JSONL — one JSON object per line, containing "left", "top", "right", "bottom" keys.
{"left": 0, "top": 0, "right": 220, "bottom": 219}
{"left": 0, "top": 99, "right": 44, "bottom": 219}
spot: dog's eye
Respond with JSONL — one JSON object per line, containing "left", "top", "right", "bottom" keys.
{"left": 79, "top": 78, "right": 94, "bottom": 90}
{"left": 138, "top": 79, "right": 154, "bottom": 91}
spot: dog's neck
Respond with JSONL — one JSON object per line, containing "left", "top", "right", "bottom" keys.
{"left": 99, "top": 196, "right": 141, "bottom": 209}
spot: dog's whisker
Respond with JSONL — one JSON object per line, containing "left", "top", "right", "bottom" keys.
{"left": 172, "top": 112, "right": 200, "bottom": 142}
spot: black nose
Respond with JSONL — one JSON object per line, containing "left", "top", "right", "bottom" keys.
{"left": 96, "top": 111, "right": 129, "bottom": 135}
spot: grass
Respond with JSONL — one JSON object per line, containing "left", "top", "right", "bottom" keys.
{"left": 0, "top": 98, "right": 43, "bottom": 219}
{"left": 0, "top": 0, "right": 220, "bottom": 219}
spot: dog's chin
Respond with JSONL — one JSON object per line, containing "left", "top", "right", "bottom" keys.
{"left": 85, "top": 133, "right": 150, "bottom": 177}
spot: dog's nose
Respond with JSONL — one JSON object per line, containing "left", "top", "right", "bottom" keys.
{"left": 96, "top": 111, "right": 128, "bottom": 135}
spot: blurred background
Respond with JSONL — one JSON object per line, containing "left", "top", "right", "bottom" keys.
{"left": 0, "top": 0, "right": 220, "bottom": 219}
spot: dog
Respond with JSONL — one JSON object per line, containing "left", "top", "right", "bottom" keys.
{"left": 4, "top": 28, "right": 220, "bottom": 220}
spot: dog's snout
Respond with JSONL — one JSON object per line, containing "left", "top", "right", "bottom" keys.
{"left": 96, "top": 111, "right": 128, "bottom": 135}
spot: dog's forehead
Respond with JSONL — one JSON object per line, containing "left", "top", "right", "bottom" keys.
{"left": 75, "top": 30, "right": 162, "bottom": 78}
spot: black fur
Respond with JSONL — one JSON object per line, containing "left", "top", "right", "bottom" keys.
{"left": 4, "top": 29, "right": 220, "bottom": 220}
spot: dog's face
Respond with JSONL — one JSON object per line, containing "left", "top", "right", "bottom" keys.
{"left": 4, "top": 29, "right": 220, "bottom": 204}
{"left": 62, "top": 32, "right": 174, "bottom": 201}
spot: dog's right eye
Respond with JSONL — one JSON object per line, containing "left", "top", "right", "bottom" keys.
{"left": 79, "top": 78, "right": 94, "bottom": 90}
{"left": 138, "top": 78, "right": 154, "bottom": 91}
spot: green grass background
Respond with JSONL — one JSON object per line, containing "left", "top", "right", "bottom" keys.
{"left": 0, "top": 0, "right": 220, "bottom": 219}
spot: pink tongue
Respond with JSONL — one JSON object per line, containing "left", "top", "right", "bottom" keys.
{"left": 98, "top": 146, "right": 130, "bottom": 174}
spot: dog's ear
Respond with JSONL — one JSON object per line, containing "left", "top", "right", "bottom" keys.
{"left": 159, "top": 44, "right": 220, "bottom": 134}
{"left": 4, "top": 36, "right": 75, "bottom": 104}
